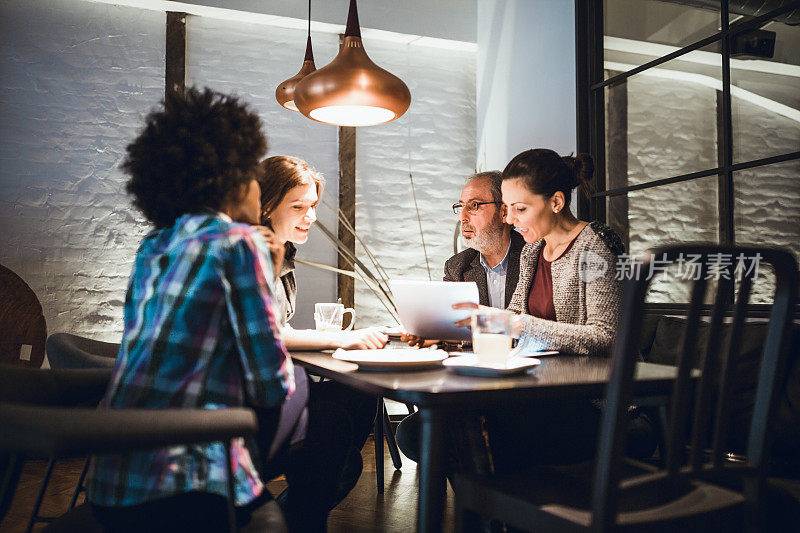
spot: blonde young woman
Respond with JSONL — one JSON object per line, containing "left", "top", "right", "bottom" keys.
{"left": 257, "top": 156, "right": 387, "bottom": 350}
{"left": 251, "top": 155, "right": 382, "bottom": 526}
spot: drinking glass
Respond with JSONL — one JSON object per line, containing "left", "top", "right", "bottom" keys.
{"left": 314, "top": 303, "right": 355, "bottom": 331}
{"left": 471, "top": 309, "right": 518, "bottom": 365}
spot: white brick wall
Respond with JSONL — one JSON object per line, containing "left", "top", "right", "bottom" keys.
{"left": 0, "top": 0, "right": 164, "bottom": 345}
{"left": 0, "top": 0, "right": 477, "bottom": 345}
{"left": 618, "top": 74, "right": 800, "bottom": 304}
{"left": 733, "top": 96, "right": 800, "bottom": 304}
{"left": 2, "top": 0, "right": 793, "bottom": 353}
{"left": 185, "top": 15, "right": 342, "bottom": 330}
{"left": 354, "top": 40, "right": 477, "bottom": 326}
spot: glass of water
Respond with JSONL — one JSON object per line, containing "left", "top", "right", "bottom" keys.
{"left": 471, "top": 308, "right": 518, "bottom": 365}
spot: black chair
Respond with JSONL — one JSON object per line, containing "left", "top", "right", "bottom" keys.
{"left": 42, "top": 333, "right": 121, "bottom": 513}
{"left": 45, "top": 333, "right": 119, "bottom": 369}
{"left": 0, "top": 365, "right": 271, "bottom": 533}
{"left": 0, "top": 364, "right": 111, "bottom": 532}
{"left": 46, "top": 333, "right": 404, "bottom": 495}
{"left": 453, "top": 245, "right": 799, "bottom": 532}
{"left": 374, "top": 397, "right": 403, "bottom": 493}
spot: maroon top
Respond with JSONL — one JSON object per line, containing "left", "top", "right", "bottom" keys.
{"left": 527, "top": 235, "right": 579, "bottom": 321}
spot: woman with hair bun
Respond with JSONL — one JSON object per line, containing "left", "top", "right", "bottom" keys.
{"left": 500, "top": 148, "right": 624, "bottom": 357}
{"left": 454, "top": 148, "right": 654, "bottom": 470}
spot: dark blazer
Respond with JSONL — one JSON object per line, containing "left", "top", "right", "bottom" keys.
{"left": 443, "top": 230, "right": 526, "bottom": 308}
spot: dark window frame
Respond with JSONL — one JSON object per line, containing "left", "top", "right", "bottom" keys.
{"left": 575, "top": 0, "right": 800, "bottom": 316}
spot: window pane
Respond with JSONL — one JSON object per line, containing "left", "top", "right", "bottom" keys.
{"left": 607, "top": 176, "right": 719, "bottom": 303}
{"left": 604, "top": 54, "right": 721, "bottom": 189}
{"left": 731, "top": 19, "right": 800, "bottom": 164}
{"left": 604, "top": 0, "right": 721, "bottom": 74}
{"left": 734, "top": 159, "right": 800, "bottom": 302}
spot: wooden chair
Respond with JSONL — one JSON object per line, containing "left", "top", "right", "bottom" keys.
{"left": 0, "top": 264, "right": 46, "bottom": 368}
{"left": 453, "top": 244, "right": 798, "bottom": 532}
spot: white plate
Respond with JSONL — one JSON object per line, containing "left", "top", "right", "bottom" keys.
{"left": 332, "top": 348, "right": 448, "bottom": 370}
{"left": 443, "top": 355, "right": 541, "bottom": 377}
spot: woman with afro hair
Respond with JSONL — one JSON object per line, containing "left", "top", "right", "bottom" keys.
{"left": 85, "top": 87, "right": 326, "bottom": 531}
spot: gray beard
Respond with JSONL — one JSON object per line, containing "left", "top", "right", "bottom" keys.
{"left": 462, "top": 224, "right": 507, "bottom": 256}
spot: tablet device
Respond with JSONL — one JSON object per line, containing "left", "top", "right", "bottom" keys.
{"left": 389, "top": 280, "right": 479, "bottom": 341}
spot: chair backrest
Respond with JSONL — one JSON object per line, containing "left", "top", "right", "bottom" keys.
{"left": 591, "top": 245, "right": 799, "bottom": 531}
{"left": 0, "top": 364, "right": 112, "bottom": 406}
{"left": 0, "top": 364, "right": 112, "bottom": 524}
{"left": 0, "top": 264, "right": 46, "bottom": 368}
{"left": 46, "top": 332, "right": 120, "bottom": 369}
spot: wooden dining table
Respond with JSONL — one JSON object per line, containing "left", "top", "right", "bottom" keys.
{"left": 290, "top": 349, "right": 680, "bottom": 533}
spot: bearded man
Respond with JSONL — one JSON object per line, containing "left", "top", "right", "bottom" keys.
{"left": 396, "top": 171, "right": 527, "bottom": 463}
{"left": 446, "top": 171, "right": 525, "bottom": 308}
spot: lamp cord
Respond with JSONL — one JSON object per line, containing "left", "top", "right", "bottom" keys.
{"left": 307, "top": 0, "right": 311, "bottom": 37}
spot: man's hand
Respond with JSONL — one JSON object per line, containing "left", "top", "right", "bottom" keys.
{"left": 451, "top": 302, "right": 491, "bottom": 328}
{"left": 253, "top": 225, "right": 285, "bottom": 280}
{"left": 334, "top": 328, "right": 389, "bottom": 350}
{"left": 400, "top": 333, "right": 439, "bottom": 348}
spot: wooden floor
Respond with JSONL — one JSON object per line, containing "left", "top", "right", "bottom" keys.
{"left": 1, "top": 436, "right": 455, "bottom": 532}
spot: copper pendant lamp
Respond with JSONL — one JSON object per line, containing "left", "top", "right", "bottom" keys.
{"left": 293, "top": 0, "right": 411, "bottom": 127}
{"left": 276, "top": 0, "right": 316, "bottom": 111}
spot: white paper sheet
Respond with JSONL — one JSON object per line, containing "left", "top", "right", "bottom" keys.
{"left": 389, "top": 280, "right": 479, "bottom": 341}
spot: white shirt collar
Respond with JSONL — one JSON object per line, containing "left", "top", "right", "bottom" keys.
{"left": 479, "top": 240, "right": 512, "bottom": 271}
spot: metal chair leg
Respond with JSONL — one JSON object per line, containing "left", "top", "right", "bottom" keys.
{"left": 26, "top": 457, "right": 56, "bottom": 533}
{"left": 383, "top": 402, "right": 402, "bottom": 470}
{"left": 68, "top": 457, "right": 90, "bottom": 509}
{"left": 374, "top": 397, "right": 385, "bottom": 493}
{"left": 1, "top": 454, "right": 23, "bottom": 525}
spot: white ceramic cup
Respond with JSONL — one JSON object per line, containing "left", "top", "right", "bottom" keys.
{"left": 314, "top": 302, "right": 356, "bottom": 332}
{"left": 471, "top": 309, "right": 517, "bottom": 365}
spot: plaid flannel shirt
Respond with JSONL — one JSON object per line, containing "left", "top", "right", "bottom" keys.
{"left": 86, "top": 212, "right": 294, "bottom": 507}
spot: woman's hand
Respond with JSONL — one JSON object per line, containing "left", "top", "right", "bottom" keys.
{"left": 253, "top": 225, "right": 285, "bottom": 280}
{"left": 400, "top": 333, "right": 439, "bottom": 348}
{"left": 451, "top": 302, "right": 491, "bottom": 328}
{"left": 334, "top": 328, "right": 388, "bottom": 350}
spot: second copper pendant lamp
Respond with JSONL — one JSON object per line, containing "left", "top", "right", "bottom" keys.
{"left": 276, "top": 0, "right": 316, "bottom": 111}
{"left": 293, "top": 0, "right": 411, "bottom": 127}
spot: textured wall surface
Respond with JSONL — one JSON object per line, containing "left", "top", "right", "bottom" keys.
{"left": 0, "top": 0, "right": 164, "bottom": 346}
{"left": 616, "top": 74, "right": 800, "bottom": 303}
{"left": 477, "top": 0, "right": 576, "bottom": 171}
{"left": 354, "top": 40, "right": 477, "bottom": 327}
{"left": 185, "top": 17, "right": 478, "bottom": 329}
{"left": 185, "top": 16, "right": 341, "bottom": 330}
{"left": 0, "top": 0, "right": 478, "bottom": 348}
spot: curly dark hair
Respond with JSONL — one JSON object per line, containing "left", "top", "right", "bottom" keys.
{"left": 124, "top": 87, "right": 268, "bottom": 228}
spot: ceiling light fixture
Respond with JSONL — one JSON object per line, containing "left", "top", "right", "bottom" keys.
{"left": 276, "top": 0, "right": 315, "bottom": 111}
{"left": 293, "top": 0, "right": 411, "bottom": 127}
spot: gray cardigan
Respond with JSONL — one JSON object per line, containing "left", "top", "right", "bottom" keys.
{"left": 507, "top": 221, "right": 624, "bottom": 356}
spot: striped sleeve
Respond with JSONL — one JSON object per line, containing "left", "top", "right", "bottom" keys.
{"left": 220, "top": 228, "right": 295, "bottom": 407}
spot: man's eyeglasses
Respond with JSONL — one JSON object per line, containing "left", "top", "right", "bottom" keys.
{"left": 452, "top": 200, "right": 501, "bottom": 215}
